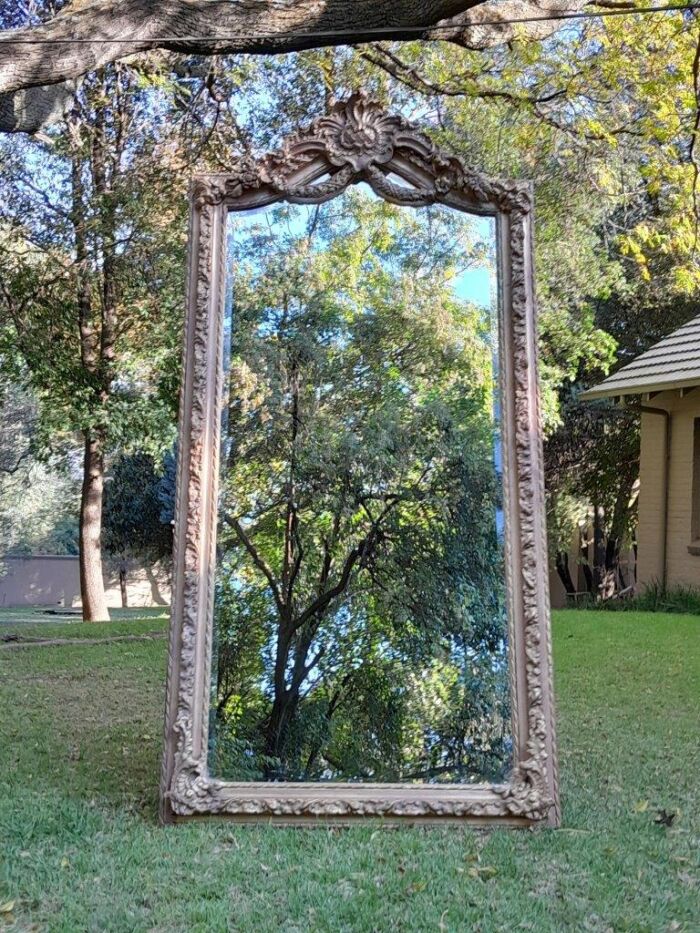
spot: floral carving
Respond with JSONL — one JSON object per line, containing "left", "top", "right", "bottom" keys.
{"left": 188, "top": 91, "right": 533, "bottom": 213}
{"left": 316, "top": 94, "right": 400, "bottom": 170}
{"left": 160, "top": 95, "right": 559, "bottom": 828}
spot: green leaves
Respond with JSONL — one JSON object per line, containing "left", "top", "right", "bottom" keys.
{"left": 211, "top": 192, "right": 509, "bottom": 783}
{"left": 0, "top": 65, "right": 187, "bottom": 463}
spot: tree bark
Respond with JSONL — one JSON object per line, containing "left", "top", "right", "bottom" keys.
{"left": 264, "top": 686, "right": 301, "bottom": 774}
{"left": 555, "top": 549, "right": 576, "bottom": 595}
{"left": 579, "top": 524, "right": 593, "bottom": 594}
{"left": 79, "top": 430, "right": 111, "bottom": 622}
{"left": 592, "top": 502, "right": 606, "bottom": 599}
{"left": 119, "top": 560, "right": 129, "bottom": 608}
{"left": 264, "top": 624, "right": 316, "bottom": 774}
{"left": 602, "top": 462, "right": 637, "bottom": 597}
{"left": 70, "top": 91, "right": 118, "bottom": 623}
{"left": 0, "top": 0, "right": 588, "bottom": 133}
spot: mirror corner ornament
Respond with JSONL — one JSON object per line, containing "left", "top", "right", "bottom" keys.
{"left": 161, "top": 93, "right": 559, "bottom": 829}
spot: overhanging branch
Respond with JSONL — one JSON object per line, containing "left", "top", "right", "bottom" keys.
{"left": 0, "top": 0, "right": 591, "bottom": 134}
{"left": 0, "top": 0, "right": 485, "bottom": 97}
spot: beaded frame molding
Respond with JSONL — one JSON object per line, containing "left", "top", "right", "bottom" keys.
{"left": 160, "top": 93, "right": 560, "bottom": 827}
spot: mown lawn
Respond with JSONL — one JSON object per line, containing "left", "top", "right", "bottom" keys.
{"left": 0, "top": 609, "right": 698, "bottom": 932}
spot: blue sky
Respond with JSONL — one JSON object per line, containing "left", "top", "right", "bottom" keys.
{"left": 226, "top": 194, "right": 496, "bottom": 309}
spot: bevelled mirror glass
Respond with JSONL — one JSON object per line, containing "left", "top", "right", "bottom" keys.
{"left": 161, "top": 95, "right": 559, "bottom": 827}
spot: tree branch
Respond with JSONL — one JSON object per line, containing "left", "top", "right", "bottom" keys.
{"left": 362, "top": 41, "right": 642, "bottom": 143}
{"left": 224, "top": 511, "right": 285, "bottom": 616}
{"left": 293, "top": 537, "right": 365, "bottom": 631}
{"left": 293, "top": 493, "right": 400, "bottom": 632}
{"left": 363, "top": 42, "right": 556, "bottom": 103}
{"left": 0, "top": 0, "right": 484, "bottom": 98}
{"left": 0, "top": 0, "right": 592, "bottom": 133}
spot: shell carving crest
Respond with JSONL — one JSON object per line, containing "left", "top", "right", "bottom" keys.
{"left": 190, "top": 91, "right": 533, "bottom": 214}
{"left": 317, "top": 94, "right": 399, "bottom": 171}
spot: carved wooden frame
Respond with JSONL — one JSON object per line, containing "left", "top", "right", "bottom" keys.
{"left": 160, "top": 93, "right": 559, "bottom": 827}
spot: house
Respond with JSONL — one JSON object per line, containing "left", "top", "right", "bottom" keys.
{"left": 581, "top": 314, "right": 700, "bottom": 592}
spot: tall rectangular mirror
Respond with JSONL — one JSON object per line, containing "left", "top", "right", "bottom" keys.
{"left": 161, "top": 96, "right": 559, "bottom": 826}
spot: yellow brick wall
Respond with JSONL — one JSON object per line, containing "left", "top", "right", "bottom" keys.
{"left": 666, "top": 395, "right": 700, "bottom": 588}
{"left": 637, "top": 408, "right": 668, "bottom": 586}
{"left": 637, "top": 391, "right": 700, "bottom": 590}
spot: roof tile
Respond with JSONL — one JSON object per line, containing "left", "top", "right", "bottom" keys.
{"left": 582, "top": 313, "right": 700, "bottom": 399}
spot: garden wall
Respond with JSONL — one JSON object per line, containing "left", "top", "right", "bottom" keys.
{"left": 0, "top": 555, "right": 171, "bottom": 608}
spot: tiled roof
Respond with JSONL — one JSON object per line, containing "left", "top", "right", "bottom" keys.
{"left": 581, "top": 314, "right": 700, "bottom": 399}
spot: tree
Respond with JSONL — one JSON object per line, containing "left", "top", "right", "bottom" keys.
{"left": 0, "top": 380, "right": 79, "bottom": 556}
{"left": 210, "top": 189, "right": 510, "bottom": 782}
{"left": 0, "top": 66, "right": 184, "bottom": 619}
{"left": 3, "top": 0, "right": 699, "bottom": 618}
{"left": 339, "top": 11, "right": 700, "bottom": 592}
{"left": 0, "top": 0, "right": 590, "bottom": 133}
{"left": 545, "top": 395, "right": 639, "bottom": 599}
{"left": 102, "top": 452, "right": 173, "bottom": 606}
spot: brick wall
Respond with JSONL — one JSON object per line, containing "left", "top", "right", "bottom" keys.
{"left": 638, "top": 390, "right": 700, "bottom": 590}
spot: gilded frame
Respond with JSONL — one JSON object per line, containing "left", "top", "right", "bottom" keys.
{"left": 160, "top": 94, "right": 560, "bottom": 827}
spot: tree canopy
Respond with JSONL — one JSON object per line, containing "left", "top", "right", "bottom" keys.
{"left": 209, "top": 191, "right": 511, "bottom": 782}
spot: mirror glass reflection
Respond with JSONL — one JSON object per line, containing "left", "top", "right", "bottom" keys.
{"left": 208, "top": 187, "right": 511, "bottom": 784}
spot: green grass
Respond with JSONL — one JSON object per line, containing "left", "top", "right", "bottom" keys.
{"left": 0, "top": 607, "right": 169, "bottom": 641}
{"left": 0, "top": 610, "right": 698, "bottom": 932}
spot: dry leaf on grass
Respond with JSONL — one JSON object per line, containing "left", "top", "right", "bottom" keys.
{"left": 468, "top": 865, "right": 498, "bottom": 880}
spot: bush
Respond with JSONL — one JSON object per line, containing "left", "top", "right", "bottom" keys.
{"left": 593, "top": 581, "right": 700, "bottom": 614}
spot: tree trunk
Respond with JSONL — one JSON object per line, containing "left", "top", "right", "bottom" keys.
{"left": 604, "top": 465, "right": 637, "bottom": 597}
{"left": 264, "top": 687, "right": 302, "bottom": 777}
{"left": 579, "top": 525, "right": 593, "bottom": 593}
{"left": 592, "top": 502, "right": 606, "bottom": 600}
{"left": 71, "top": 133, "right": 111, "bottom": 624}
{"left": 119, "top": 560, "right": 129, "bottom": 608}
{"left": 264, "top": 620, "right": 317, "bottom": 776}
{"left": 600, "top": 534, "right": 619, "bottom": 599}
{"left": 73, "top": 79, "right": 119, "bottom": 624}
{"left": 555, "top": 549, "right": 576, "bottom": 595}
{"left": 79, "top": 430, "right": 110, "bottom": 622}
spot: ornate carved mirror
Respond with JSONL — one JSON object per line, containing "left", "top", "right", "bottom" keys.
{"left": 161, "top": 94, "right": 559, "bottom": 827}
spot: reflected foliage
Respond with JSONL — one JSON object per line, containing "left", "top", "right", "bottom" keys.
{"left": 210, "top": 190, "right": 510, "bottom": 784}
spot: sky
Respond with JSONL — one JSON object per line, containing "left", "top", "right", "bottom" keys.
{"left": 225, "top": 192, "right": 496, "bottom": 309}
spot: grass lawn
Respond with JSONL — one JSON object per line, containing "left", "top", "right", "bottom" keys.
{"left": 0, "top": 606, "right": 168, "bottom": 640}
{"left": 0, "top": 609, "right": 698, "bottom": 932}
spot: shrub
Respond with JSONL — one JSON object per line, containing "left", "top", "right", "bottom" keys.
{"left": 592, "top": 581, "right": 700, "bottom": 614}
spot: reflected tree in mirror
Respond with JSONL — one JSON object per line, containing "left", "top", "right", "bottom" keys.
{"left": 209, "top": 188, "right": 511, "bottom": 785}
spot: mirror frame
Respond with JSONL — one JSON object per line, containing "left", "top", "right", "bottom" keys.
{"left": 160, "top": 93, "right": 559, "bottom": 827}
